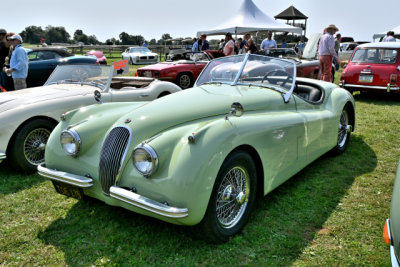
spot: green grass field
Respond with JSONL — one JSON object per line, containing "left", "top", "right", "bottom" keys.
{"left": 0, "top": 72, "right": 399, "bottom": 266}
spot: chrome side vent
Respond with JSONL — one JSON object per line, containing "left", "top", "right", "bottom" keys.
{"left": 99, "top": 126, "right": 131, "bottom": 194}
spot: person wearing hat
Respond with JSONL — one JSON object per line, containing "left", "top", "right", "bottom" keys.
{"left": 318, "top": 24, "right": 340, "bottom": 82}
{"left": 223, "top": 32, "right": 235, "bottom": 56}
{"left": 40, "top": 38, "right": 48, "bottom": 47}
{"left": 5, "top": 34, "right": 28, "bottom": 90}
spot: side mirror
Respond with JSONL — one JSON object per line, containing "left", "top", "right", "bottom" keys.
{"left": 230, "top": 102, "right": 244, "bottom": 117}
{"left": 94, "top": 90, "right": 102, "bottom": 104}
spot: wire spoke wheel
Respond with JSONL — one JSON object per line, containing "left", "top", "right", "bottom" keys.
{"left": 216, "top": 166, "right": 250, "bottom": 229}
{"left": 338, "top": 108, "right": 349, "bottom": 148}
{"left": 23, "top": 128, "right": 51, "bottom": 165}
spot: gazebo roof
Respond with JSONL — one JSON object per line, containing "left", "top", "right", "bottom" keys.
{"left": 275, "top": 5, "right": 308, "bottom": 20}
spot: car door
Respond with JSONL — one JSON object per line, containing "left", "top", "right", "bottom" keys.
{"left": 294, "top": 95, "right": 337, "bottom": 163}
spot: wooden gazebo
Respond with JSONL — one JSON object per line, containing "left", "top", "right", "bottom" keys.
{"left": 274, "top": 5, "right": 308, "bottom": 39}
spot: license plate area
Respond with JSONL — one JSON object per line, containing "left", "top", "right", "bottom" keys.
{"left": 359, "top": 74, "right": 373, "bottom": 83}
{"left": 144, "top": 71, "right": 152, "bottom": 77}
{"left": 52, "top": 181, "right": 85, "bottom": 199}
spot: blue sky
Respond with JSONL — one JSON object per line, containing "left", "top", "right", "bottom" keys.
{"left": 2, "top": 0, "right": 399, "bottom": 42}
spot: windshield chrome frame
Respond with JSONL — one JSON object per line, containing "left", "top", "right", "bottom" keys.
{"left": 44, "top": 64, "right": 113, "bottom": 93}
{"left": 196, "top": 54, "right": 296, "bottom": 103}
{"left": 103, "top": 65, "right": 114, "bottom": 93}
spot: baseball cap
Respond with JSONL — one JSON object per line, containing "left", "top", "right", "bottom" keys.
{"left": 0, "top": 29, "right": 6, "bottom": 34}
{"left": 8, "top": 34, "right": 23, "bottom": 43}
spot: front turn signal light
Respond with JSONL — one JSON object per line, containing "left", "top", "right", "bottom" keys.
{"left": 383, "top": 219, "right": 391, "bottom": 245}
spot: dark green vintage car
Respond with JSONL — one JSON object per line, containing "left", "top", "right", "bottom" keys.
{"left": 38, "top": 54, "right": 355, "bottom": 242}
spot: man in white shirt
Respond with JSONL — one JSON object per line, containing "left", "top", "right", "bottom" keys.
{"left": 260, "top": 31, "right": 277, "bottom": 54}
{"left": 318, "top": 24, "right": 340, "bottom": 82}
{"left": 383, "top": 31, "right": 396, "bottom": 42}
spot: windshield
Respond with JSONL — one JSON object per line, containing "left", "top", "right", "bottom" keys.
{"left": 196, "top": 54, "right": 296, "bottom": 93}
{"left": 351, "top": 48, "right": 398, "bottom": 64}
{"left": 129, "top": 47, "right": 150, "bottom": 53}
{"left": 44, "top": 64, "right": 115, "bottom": 90}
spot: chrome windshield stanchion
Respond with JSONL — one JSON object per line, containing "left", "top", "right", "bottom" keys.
{"left": 283, "top": 64, "right": 297, "bottom": 103}
{"left": 233, "top": 53, "right": 250, "bottom": 85}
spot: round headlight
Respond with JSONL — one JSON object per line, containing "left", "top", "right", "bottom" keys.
{"left": 132, "top": 143, "right": 158, "bottom": 177}
{"left": 60, "top": 129, "right": 81, "bottom": 157}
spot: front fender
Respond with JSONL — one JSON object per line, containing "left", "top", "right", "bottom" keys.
{"left": 117, "top": 116, "right": 245, "bottom": 225}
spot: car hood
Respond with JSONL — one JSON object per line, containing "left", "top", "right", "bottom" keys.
{"left": 302, "top": 33, "right": 322, "bottom": 60}
{"left": 108, "top": 83, "right": 289, "bottom": 141}
{"left": 0, "top": 84, "right": 96, "bottom": 113}
{"left": 129, "top": 52, "right": 157, "bottom": 56}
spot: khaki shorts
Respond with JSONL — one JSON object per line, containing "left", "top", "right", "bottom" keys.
{"left": 13, "top": 78, "right": 27, "bottom": 90}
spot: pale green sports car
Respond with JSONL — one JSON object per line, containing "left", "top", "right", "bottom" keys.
{"left": 383, "top": 159, "right": 400, "bottom": 266}
{"left": 38, "top": 54, "right": 355, "bottom": 243}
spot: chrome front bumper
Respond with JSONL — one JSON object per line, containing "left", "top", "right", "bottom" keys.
{"left": 37, "top": 164, "right": 189, "bottom": 218}
{"left": 38, "top": 164, "right": 93, "bottom": 187}
{"left": 390, "top": 245, "right": 399, "bottom": 267}
{"left": 0, "top": 152, "right": 6, "bottom": 163}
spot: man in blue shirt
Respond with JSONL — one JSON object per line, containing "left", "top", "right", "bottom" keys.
{"left": 6, "top": 34, "right": 28, "bottom": 90}
{"left": 260, "top": 31, "right": 277, "bottom": 55}
{"left": 200, "top": 33, "right": 209, "bottom": 51}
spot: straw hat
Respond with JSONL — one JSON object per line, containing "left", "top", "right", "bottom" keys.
{"left": 326, "top": 24, "right": 339, "bottom": 32}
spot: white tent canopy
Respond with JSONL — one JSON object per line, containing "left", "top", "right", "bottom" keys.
{"left": 373, "top": 25, "right": 400, "bottom": 39}
{"left": 196, "top": 0, "right": 302, "bottom": 37}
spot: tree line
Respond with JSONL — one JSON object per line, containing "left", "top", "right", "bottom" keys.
{"left": 19, "top": 25, "right": 177, "bottom": 45}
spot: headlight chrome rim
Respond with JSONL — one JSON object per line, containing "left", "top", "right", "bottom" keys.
{"left": 60, "top": 129, "right": 81, "bottom": 157}
{"left": 132, "top": 143, "right": 158, "bottom": 177}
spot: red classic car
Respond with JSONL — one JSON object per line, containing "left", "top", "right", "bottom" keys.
{"left": 339, "top": 42, "right": 400, "bottom": 93}
{"left": 137, "top": 51, "right": 224, "bottom": 89}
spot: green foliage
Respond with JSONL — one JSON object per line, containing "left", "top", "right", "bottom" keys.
{"left": 20, "top": 26, "right": 45, "bottom": 44}
{"left": 45, "top": 25, "right": 70, "bottom": 44}
{"left": 0, "top": 74, "right": 398, "bottom": 265}
{"left": 118, "top": 32, "right": 145, "bottom": 45}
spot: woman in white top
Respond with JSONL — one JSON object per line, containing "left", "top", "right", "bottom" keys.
{"left": 223, "top": 32, "right": 235, "bottom": 56}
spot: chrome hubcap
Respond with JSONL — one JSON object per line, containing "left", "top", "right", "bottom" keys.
{"left": 179, "top": 75, "right": 190, "bottom": 88}
{"left": 338, "top": 109, "right": 350, "bottom": 148}
{"left": 216, "top": 166, "right": 249, "bottom": 229}
{"left": 24, "top": 128, "right": 51, "bottom": 165}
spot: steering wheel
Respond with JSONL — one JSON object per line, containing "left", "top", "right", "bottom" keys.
{"left": 261, "top": 70, "right": 292, "bottom": 87}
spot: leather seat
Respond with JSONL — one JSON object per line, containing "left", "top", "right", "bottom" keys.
{"left": 296, "top": 85, "right": 322, "bottom": 102}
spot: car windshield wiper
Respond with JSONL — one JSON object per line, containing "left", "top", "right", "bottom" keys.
{"left": 200, "top": 81, "right": 224, "bottom": 85}
{"left": 81, "top": 81, "right": 105, "bottom": 89}
{"left": 47, "top": 79, "right": 80, "bottom": 85}
{"left": 246, "top": 83, "right": 286, "bottom": 94}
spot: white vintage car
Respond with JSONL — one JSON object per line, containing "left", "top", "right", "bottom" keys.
{"left": 121, "top": 47, "right": 158, "bottom": 65}
{"left": 0, "top": 62, "right": 181, "bottom": 172}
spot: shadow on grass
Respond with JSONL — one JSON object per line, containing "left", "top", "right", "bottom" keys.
{"left": 0, "top": 163, "right": 44, "bottom": 195}
{"left": 353, "top": 92, "right": 400, "bottom": 105}
{"left": 38, "top": 135, "right": 376, "bottom": 266}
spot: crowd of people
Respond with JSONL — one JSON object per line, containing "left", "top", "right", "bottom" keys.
{"left": 0, "top": 28, "right": 28, "bottom": 91}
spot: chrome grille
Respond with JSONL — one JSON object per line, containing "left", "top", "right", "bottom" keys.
{"left": 99, "top": 126, "right": 131, "bottom": 194}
